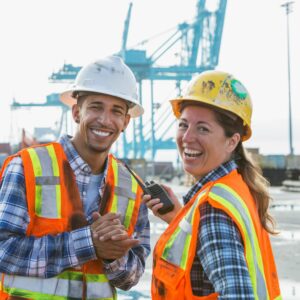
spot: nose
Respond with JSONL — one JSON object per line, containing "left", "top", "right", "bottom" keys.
{"left": 182, "top": 126, "right": 196, "bottom": 143}
{"left": 97, "top": 109, "right": 112, "bottom": 126}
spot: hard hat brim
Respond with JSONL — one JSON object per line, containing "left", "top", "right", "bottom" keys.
{"left": 60, "top": 90, "right": 76, "bottom": 107}
{"left": 170, "top": 97, "right": 252, "bottom": 141}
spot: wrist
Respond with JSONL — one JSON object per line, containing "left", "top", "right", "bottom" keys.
{"left": 71, "top": 226, "right": 97, "bottom": 262}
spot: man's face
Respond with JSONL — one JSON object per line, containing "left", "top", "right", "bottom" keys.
{"left": 72, "top": 94, "right": 130, "bottom": 155}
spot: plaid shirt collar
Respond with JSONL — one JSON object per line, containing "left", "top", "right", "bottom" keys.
{"left": 182, "top": 160, "right": 237, "bottom": 204}
{"left": 58, "top": 134, "right": 109, "bottom": 180}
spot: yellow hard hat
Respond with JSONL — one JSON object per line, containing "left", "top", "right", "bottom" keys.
{"left": 170, "top": 70, "right": 252, "bottom": 141}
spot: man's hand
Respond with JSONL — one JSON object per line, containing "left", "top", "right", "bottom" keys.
{"left": 91, "top": 212, "right": 126, "bottom": 241}
{"left": 91, "top": 212, "right": 140, "bottom": 260}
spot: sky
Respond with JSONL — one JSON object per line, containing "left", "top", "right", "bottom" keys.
{"left": 0, "top": 0, "right": 299, "bottom": 156}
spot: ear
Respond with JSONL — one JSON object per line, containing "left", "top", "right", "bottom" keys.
{"left": 226, "top": 133, "right": 241, "bottom": 154}
{"left": 122, "top": 114, "right": 131, "bottom": 132}
{"left": 72, "top": 104, "right": 80, "bottom": 124}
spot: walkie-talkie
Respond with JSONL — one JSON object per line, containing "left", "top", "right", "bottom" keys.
{"left": 143, "top": 180, "right": 175, "bottom": 214}
{"left": 121, "top": 162, "right": 174, "bottom": 215}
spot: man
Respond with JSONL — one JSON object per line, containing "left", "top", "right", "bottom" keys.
{"left": 0, "top": 56, "right": 150, "bottom": 299}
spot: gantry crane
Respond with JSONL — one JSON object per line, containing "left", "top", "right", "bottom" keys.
{"left": 10, "top": 93, "right": 69, "bottom": 144}
{"left": 49, "top": 0, "right": 227, "bottom": 159}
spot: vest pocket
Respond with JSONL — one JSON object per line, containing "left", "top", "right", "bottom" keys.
{"left": 153, "top": 258, "right": 184, "bottom": 288}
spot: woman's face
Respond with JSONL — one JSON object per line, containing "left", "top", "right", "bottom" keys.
{"left": 176, "top": 105, "right": 240, "bottom": 180}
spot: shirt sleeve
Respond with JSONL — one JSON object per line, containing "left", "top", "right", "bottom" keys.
{"left": 0, "top": 156, "right": 97, "bottom": 278}
{"left": 102, "top": 201, "right": 151, "bottom": 290}
{"left": 198, "top": 202, "right": 255, "bottom": 299}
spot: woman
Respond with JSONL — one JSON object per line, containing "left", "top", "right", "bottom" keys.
{"left": 144, "top": 71, "right": 281, "bottom": 299}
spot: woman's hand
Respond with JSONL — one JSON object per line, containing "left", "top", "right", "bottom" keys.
{"left": 143, "top": 184, "right": 182, "bottom": 224}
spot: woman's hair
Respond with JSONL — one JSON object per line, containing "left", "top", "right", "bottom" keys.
{"left": 213, "top": 109, "right": 276, "bottom": 234}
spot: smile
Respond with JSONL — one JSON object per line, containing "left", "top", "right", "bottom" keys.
{"left": 91, "top": 129, "right": 111, "bottom": 137}
{"left": 184, "top": 148, "right": 202, "bottom": 158}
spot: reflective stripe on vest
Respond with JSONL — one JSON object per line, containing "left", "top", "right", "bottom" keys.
{"left": 209, "top": 183, "right": 269, "bottom": 300}
{"left": 161, "top": 191, "right": 206, "bottom": 270}
{"left": 86, "top": 274, "right": 115, "bottom": 299}
{"left": 3, "top": 271, "right": 114, "bottom": 300}
{"left": 27, "top": 145, "right": 61, "bottom": 218}
{"left": 111, "top": 158, "right": 138, "bottom": 229}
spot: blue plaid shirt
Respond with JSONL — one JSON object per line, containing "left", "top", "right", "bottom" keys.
{"left": 0, "top": 135, "right": 150, "bottom": 291}
{"left": 184, "top": 160, "right": 255, "bottom": 299}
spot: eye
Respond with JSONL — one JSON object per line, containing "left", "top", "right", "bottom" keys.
{"left": 113, "top": 108, "right": 125, "bottom": 115}
{"left": 178, "top": 122, "right": 188, "bottom": 129}
{"left": 89, "top": 105, "right": 101, "bottom": 111}
{"left": 197, "top": 126, "right": 209, "bottom": 133}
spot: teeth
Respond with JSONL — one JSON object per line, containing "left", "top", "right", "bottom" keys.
{"left": 184, "top": 148, "right": 201, "bottom": 155}
{"left": 92, "top": 129, "right": 110, "bottom": 137}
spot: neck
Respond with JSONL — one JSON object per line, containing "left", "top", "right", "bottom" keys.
{"left": 71, "top": 136, "right": 108, "bottom": 174}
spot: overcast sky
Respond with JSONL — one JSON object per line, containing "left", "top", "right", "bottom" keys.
{"left": 0, "top": 0, "right": 299, "bottom": 156}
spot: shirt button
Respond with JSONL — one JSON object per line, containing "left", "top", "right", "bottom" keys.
{"left": 83, "top": 166, "right": 89, "bottom": 172}
{"left": 83, "top": 191, "right": 86, "bottom": 196}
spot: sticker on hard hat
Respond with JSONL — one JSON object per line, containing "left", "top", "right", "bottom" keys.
{"left": 230, "top": 79, "right": 248, "bottom": 100}
{"left": 201, "top": 80, "right": 216, "bottom": 93}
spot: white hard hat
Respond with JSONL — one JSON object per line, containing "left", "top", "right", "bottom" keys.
{"left": 60, "top": 56, "right": 144, "bottom": 118}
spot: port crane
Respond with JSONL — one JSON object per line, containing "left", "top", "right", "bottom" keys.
{"left": 10, "top": 93, "right": 69, "bottom": 144}
{"left": 49, "top": 0, "right": 227, "bottom": 159}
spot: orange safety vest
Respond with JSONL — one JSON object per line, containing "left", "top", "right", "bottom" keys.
{"left": 152, "top": 170, "right": 281, "bottom": 300}
{"left": 0, "top": 142, "right": 143, "bottom": 300}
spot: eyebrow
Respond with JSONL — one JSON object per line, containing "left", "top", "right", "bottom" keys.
{"left": 179, "top": 118, "right": 209, "bottom": 125}
{"left": 88, "top": 100, "right": 126, "bottom": 111}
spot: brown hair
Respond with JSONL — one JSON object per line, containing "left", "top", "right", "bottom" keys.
{"left": 213, "top": 110, "right": 276, "bottom": 234}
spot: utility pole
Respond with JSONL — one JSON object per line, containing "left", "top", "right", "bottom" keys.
{"left": 281, "top": 1, "right": 294, "bottom": 155}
